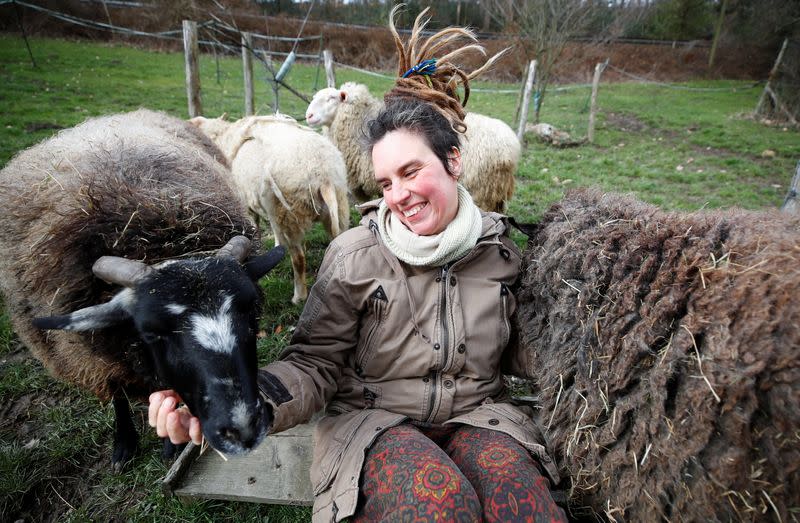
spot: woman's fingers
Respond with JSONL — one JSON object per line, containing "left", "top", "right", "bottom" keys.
{"left": 189, "top": 416, "right": 203, "bottom": 445}
{"left": 148, "top": 391, "right": 164, "bottom": 428}
{"left": 156, "top": 395, "right": 177, "bottom": 438}
{"left": 147, "top": 390, "right": 201, "bottom": 445}
{"left": 166, "top": 409, "right": 191, "bottom": 445}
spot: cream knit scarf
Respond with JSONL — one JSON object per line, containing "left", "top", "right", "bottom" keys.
{"left": 377, "top": 184, "right": 483, "bottom": 267}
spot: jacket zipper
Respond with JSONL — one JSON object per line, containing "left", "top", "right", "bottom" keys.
{"left": 500, "top": 283, "right": 510, "bottom": 347}
{"left": 425, "top": 264, "right": 450, "bottom": 422}
{"left": 356, "top": 287, "right": 387, "bottom": 371}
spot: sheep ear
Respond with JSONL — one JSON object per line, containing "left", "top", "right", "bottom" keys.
{"left": 245, "top": 246, "right": 286, "bottom": 280}
{"left": 220, "top": 112, "right": 229, "bottom": 121}
{"left": 32, "top": 289, "right": 135, "bottom": 332}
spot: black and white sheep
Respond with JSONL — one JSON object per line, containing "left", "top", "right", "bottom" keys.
{"left": 508, "top": 188, "right": 800, "bottom": 522}
{"left": 0, "top": 109, "right": 286, "bottom": 469}
{"left": 305, "top": 82, "right": 520, "bottom": 212}
{"left": 190, "top": 114, "right": 350, "bottom": 304}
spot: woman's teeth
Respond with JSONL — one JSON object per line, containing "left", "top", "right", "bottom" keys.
{"left": 404, "top": 203, "right": 425, "bottom": 217}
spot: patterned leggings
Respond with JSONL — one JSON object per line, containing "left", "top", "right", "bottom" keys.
{"left": 353, "top": 423, "right": 568, "bottom": 523}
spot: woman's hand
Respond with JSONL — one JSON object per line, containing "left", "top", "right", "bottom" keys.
{"left": 148, "top": 390, "right": 203, "bottom": 445}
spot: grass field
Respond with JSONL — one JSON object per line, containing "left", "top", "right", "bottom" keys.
{"left": 0, "top": 33, "right": 798, "bottom": 522}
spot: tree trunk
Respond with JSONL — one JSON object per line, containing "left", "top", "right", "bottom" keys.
{"left": 708, "top": 0, "right": 728, "bottom": 67}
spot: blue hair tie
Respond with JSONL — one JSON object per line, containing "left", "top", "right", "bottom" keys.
{"left": 402, "top": 58, "right": 437, "bottom": 79}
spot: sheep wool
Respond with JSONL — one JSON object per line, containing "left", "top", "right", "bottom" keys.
{"left": 306, "top": 82, "right": 520, "bottom": 212}
{"left": 0, "top": 110, "right": 257, "bottom": 400}
{"left": 510, "top": 188, "right": 799, "bottom": 522}
{"left": 190, "top": 114, "right": 350, "bottom": 304}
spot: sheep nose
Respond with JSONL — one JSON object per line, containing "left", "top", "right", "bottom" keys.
{"left": 305, "top": 112, "right": 313, "bottom": 121}
{"left": 218, "top": 426, "right": 241, "bottom": 443}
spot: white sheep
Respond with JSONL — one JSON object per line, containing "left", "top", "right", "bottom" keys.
{"left": 190, "top": 114, "right": 350, "bottom": 304}
{"left": 305, "top": 82, "right": 520, "bottom": 212}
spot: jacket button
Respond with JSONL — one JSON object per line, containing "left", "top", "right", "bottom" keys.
{"left": 457, "top": 343, "right": 466, "bottom": 354}
{"left": 541, "top": 455, "right": 552, "bottom": 463}
{"left": 422, "top": 377, "right": 429, "bottom": 383}
{"left": 435, "top": 277, "right": 441, "bottom": 282}
{"left": 444, "top": 380, "right": 454, "bottom": 389}
{"left": 488, "top": 418, "right": 499, "bottom": 426}
{"left": 500, "top": 248, "right": 510, "bottom": 260}
{"left": 433, "top": 343, "right": 440, "bottom": 350}
{"left": 375, "top": 426, "right": 382, "bottom": 431}
{"left": 355, "top": 366, "right": 363, "bottom": 376}
{"left": 450, "top": 276, "right": 457, "bottom": 286}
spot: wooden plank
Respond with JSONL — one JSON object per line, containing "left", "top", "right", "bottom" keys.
{"left": 163, "top": 420, "right": 316, "bottom": 506}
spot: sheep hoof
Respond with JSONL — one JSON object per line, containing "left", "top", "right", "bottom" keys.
{"left": 111, "top": 439, "right": 138, "bottom": 472}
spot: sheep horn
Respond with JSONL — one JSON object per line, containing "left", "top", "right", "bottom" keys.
{"left": 217, "top": 236, "right": 251, "bottom": 262}
{"left": 92, "top": 256, "right": 154, "bottom": 288}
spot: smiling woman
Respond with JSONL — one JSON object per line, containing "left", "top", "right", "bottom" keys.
{"left": 149, "top": 6, "right": 567, "bottom": 522}
{"left": 373, "top": 125, "right": 463, "bottom": 236}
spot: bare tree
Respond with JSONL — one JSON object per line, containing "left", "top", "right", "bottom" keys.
{"left": 483, "top": 0, "right": 594, "bottom": 123}
{"left": 484, "top": 0, "right": 648, "bottom": 123}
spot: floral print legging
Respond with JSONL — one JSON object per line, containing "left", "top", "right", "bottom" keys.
{"left": 354, "top": 422, "right": 568, "bottom": 522}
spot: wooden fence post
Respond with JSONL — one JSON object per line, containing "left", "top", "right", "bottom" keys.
{"left": 182, "top": 20, "right": 202, "bottom": 118}
{"left": 516, "top": 60, "right": 537, "bottom": 143}
{"left": 755, "top": 38, "right": 789, "bottom": 116}
{"left": 242, "top": 32, "right": 254, "bottom": 116}
{"left": 587, "top": 61, "right": 607, "bottom": 144}
{"left": 781, "top": 161, "right": 800, "bottom": 214}
{"left": 323, "top": 49, "right": 336, "bottom": 88}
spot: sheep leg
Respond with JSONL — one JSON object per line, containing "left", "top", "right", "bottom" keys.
{"left": 318, "top": 182, "right": 341, "bottom": 239}
{"left": 111, "top": 393, "right": 138, "bottom": 472}
{"left": 253, "top": 207, "right": 280, "bottom": 246}
{"left": 278, "top": 231, "right": 307, "bottom": 304}
{"left": 161, "top": 439, "right": 186, "bottom": 461}
{"left": 289, "top": 246, "right": 307, "bottom": 304}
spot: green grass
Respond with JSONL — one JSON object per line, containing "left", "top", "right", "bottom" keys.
{"left": 0, "top": 33, "right": 798, "bottom": 521}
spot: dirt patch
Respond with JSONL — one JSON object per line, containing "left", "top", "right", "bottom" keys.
{"left": 0, "top": 347, "right": 107, "bottom": 521}
{"left": 24, "top": 122, "right": 64, "bottom": 133}
{"left": 604, "top": 111, "right": 651, "bottom": 133}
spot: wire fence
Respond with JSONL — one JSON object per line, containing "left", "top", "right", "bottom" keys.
{"left": 3, "top": 0, "right": 772, "bottom": 134}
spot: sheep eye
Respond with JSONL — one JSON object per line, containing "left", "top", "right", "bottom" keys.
{"left": 140, "top": 332, "right": 162, "bottom": 344}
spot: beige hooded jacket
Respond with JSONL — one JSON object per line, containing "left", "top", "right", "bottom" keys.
{"left": 261, "top": 202, "right": 559, "bottom": 522}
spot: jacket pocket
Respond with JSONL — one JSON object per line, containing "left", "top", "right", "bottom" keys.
{"left": 312, "top": 411, "right": 371, "bottom": 496}
{"left": 355, "top": 285, "right": 388, "bottom": 373}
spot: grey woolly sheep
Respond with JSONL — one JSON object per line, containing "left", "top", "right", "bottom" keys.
{"left": 0, "top": 109, "right": 286, "bottom": 469}
{"left": 508, "top": 188, "right": 800, "bottom": 522}
{"left": 190, "top": 114, "right": 351, "bottom": 304}
{"left": 305, "top": 82, "right": 519, "bottom": 212}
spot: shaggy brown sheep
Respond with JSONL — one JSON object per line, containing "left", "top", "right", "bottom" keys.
{"left": 509, "top": 189, "right": 799, "bottom": 522}
{"left": 0, "top": 110, "right": 286, "bottom": 469}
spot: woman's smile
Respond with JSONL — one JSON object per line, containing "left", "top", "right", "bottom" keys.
{"left": 372, "top": 129, "right": 461, "bottom": 236}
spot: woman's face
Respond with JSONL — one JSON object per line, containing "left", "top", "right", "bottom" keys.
{"left": 372, "top": 129, "right": 461, "bottom": 236}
